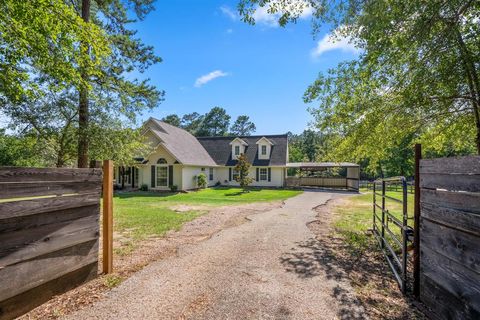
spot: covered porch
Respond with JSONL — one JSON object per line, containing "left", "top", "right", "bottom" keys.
{"left": 285, "top": 162, "right": 360, "bottom": 191}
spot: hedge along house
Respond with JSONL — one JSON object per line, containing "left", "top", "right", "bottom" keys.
{"left": 114, "top": 118, "right": 289, "bottom": 191}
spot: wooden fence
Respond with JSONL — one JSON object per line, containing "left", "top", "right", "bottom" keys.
{"left": 419, "top": 156, "right": 480, "bottom": 319}
{"left": 0, "top": 167, "right": 103, "bottom": 320}
{"left": 285, "top": 177, "right": 358, "bottom": 190}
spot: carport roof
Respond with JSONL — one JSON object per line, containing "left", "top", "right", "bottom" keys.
{"left": 287, "top": 162, "right": 359, "bottom": 168}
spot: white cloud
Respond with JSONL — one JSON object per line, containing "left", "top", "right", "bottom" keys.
{"left": 220, "top": 5, "right": 237, "bottom": 20}
{"left": 311, "top": 30, "right": 359, "bottom": 57}
{"left": 253, "top": 0, "right": 313, "bottom": 27}
{"left": 226, "top": 28, "right": 233, "bottom": 34}
{"left": 194, "top": 70, "right": 229, "bottom": 87}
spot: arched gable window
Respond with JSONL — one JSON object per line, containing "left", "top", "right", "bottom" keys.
{"left": 157, "top": 158, "right": 167, "bottom": 164}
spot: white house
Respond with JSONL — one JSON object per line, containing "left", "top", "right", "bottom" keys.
{"left": 114, "top": 118, "right": 289, "bottom": 190}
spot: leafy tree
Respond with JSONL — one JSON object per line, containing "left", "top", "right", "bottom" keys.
{"left": 0, "top": 129, "right": 46, "bottom": 167}
{"left": 301, "top": 130, "right": 318, "bottom": 162}
{"left": 1, "top": 85, "right": 153, "bottom": 167}
{"left": 234, "top": 153, "right": 254, "bottom": 190}
{"left": 239, "top": 0, "right": 480, "bottom": 175}
{"left": 162, "top": 114, "right": 181, "bottom": 127}
{"left": 0, "top": 0, "right": 163, "bottom": 168}
{"left": 230, "top": 115, "right": 256, "bottom": 136}
{"left": 0, "top": 0, "right": 109, "bottom": 103}
{"left": 196, "top": 107, "right": 231, "bottom": 136}
{"left": 181, "top": 112, "right": 204, "bottom": 135}
{"left": 75, "top": 0, "right": 163, "bottom": 167}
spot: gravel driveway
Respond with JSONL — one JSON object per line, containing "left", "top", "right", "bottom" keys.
{"left": 66, "top": 190, "right": 366, "bottom": 320}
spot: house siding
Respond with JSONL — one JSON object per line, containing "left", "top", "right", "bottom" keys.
{"left": 139, "top": 145, "right": 180, "bottom": 190}
{"left": 216, "top": 166, "right": 285, "bottom": 187}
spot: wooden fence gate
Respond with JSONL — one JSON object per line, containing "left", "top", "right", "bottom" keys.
{"left": 418, "top": 155, "right": 480, "bottom": 319}
{"left": 0, "top": 167, "right": 103, "bottom": 320}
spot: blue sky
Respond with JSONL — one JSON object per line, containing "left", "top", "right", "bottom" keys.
{"left": 135, "top": 0, "right": 358, "bottom": 134}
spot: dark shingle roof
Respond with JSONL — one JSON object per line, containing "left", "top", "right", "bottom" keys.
{"left": 197, "top": 135, "right": 288, "bottom": 166}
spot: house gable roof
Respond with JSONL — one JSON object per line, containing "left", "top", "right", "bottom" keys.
{"left": 144, "top": 118, "right": 217, "bottom": 167}
{"left": 197, "top": 134, "right": 288, "bottom": 166}
{"left": 255, "top": 137, "right": 274, "bottom": 145}
{"left": 229, "top": 137, "right": 248, "bottom": 146}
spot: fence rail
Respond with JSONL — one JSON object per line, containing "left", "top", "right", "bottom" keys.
{"left": 0, "top": 167, "right": 103, "bottom": 320}
{"left": 285, "top": 177, "right": 359, "bottom": 190}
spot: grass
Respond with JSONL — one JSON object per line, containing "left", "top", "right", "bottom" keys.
{"left": 333, "top": 190, "right": 414, "bottom": 253}
{"left": 113, "top": 187, "right": 302, "bottom": 239}
{"left": 330, "top": 190, "right": 422, "bottom": 319}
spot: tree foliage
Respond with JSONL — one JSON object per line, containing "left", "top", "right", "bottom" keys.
{"left": 234, "top": 153, "right": 254, "bottom": 189}
{"left": 230, "top": 115, "right": 256, "bottom": 136}
{"left": 0, "top": 0, "right": 109, "bottom": 102}
{"left": 181, "top": 112, "right": 205, "bottom": 135}
{"left": 239, "top": 0, "right": 480, "bottom": 175}
{"left": 0, "top": 0, "right": 163, "bottom": 167}
{"left": 162, "top": 114, "right": 181, "bottom": 127}
{"left": 196, "top": 107, "right": 231, "bottom": 136}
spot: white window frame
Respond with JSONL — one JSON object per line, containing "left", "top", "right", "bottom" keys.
{"left": 233, "top": 169, "right": 240, "bottom": 181}
{"left": 259, "top": 168, "right": 268, "bottom": 181}
{"left": 156, "top": 165, "right": 169, "bottom": 188}
{"left": 261, "top": 145, "right": 267, "bottom": 155}
{"left": 234, "top": 145, "right": 240, "bottom": 156}
{"left": 209, "top": 168, "right": 214, "bottom": 181}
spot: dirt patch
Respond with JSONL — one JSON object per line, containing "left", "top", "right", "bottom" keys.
{"left": 20, "top": 201, "right": 283, "bottom": 320}
{"left": 171, "top": 204, "right": 211, "bottom": 212}
{"left": 307, "top": 198, "right": 424, "bottom": 320}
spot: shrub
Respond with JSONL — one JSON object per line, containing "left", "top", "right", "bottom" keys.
{"left": 170, "top": 185, "right": 178, "bottom": 192}
{"left": 140, "top": 184, "right": 148, "bottom": 191}
{"left": 196, "top": 173, "right": 207, "bottom": 189}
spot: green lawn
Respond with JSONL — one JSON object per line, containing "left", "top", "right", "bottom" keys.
{"left": 113, "top": 187, "right": 302, "bottom": 239}
{"left": 333, "top": 190, "right": 414, "bottom": 252}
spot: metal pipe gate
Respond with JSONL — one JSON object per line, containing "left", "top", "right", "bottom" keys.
{"left": 372, "top": 176, "right": 412, "bottom": 293}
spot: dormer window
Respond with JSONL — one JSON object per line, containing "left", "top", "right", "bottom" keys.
{"left": 256, "top": 137, "right": 274, "bottom": 160}
{"left": 230, "top": 137, "right": 248, "bottom": 159}
{"left": 261, "top": 145, "right": 267, "bottom": 155}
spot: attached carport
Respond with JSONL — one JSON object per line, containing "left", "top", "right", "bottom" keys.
{"left": 285, "top": 162, "right": 360, "bottom": 191}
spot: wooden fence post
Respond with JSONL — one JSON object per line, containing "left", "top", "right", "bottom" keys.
{"left": 413, "top": 144, "right": 422, "bottom": 298}
{"left": 103, "top": 160, "right": 113, "bottom": 274}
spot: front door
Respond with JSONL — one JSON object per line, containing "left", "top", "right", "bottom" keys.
{"left": 156, "top": 166, "right": 168, "bottom": 187}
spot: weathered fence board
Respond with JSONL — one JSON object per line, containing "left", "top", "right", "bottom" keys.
{"left": 0, "top": 166, "right": 101, "bottom": 320}
{"left": 420, "top": 173, "right": 480, "bottom": 192}
{"left": 420, "top": 218, "right": 480, "bottom": 273}
{"left": 0, "top": 167, "right": 102, "bottom": 182}
{"left": 0, "top": 262, "right": 97, "bottom": 320}
{"left": 421, "top": 189, "right": 480, "bottom": 213}
{"left": 419, "top": 155, "right": 480, "bottom": 320}
{"left": 0, "top": 193, "right": 99, "bottom": 221}
{"left": 0, "top": 180, "right": 102, "bottom": 199}
{"left": 420, "top": 156, "right": 480, "bottom": 174}
{"left": 421, "top": 202, "right": 480, "bottom": 237}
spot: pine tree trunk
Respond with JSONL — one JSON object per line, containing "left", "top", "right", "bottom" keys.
{"left": 77, "top": 0, "right": 91, "bottom": 168}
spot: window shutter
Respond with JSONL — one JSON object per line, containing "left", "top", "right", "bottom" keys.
{"left": 229, "top": 168, "right": 232, "bottom": 181}
{"left": 256, "top": 168, "right": 259, "bottom": 181}
{"left": 151, "top": 165, "right": 156, "bottom": 188}
{"left": 131, "top": 167, "right": 135, "bottom": 188}
{"left": 268, "top": 168, "right": 271, "bottom": 182}
{"left": 168, "top": 165, "right": 173, "bottom": 187}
